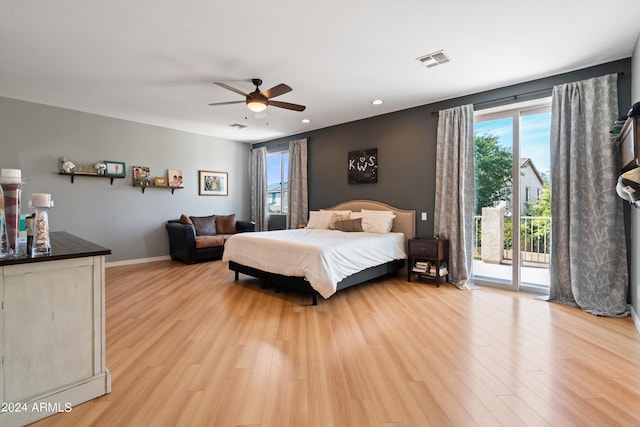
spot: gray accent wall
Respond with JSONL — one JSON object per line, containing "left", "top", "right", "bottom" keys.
{"left": 0, "top": 97, "right": 251, "bottom": 262}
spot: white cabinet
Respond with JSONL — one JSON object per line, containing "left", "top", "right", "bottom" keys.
{"left": 0, "top": 233, "right": 111, "bottom": 427}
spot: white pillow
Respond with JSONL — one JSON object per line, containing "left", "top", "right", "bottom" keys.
{"left": 306, "top": 210, "right": 335, "bottom": 229}
{"left": 329, "top": 213, "right": 351, "bottom": 229}
{"left": 348, "top": 210, "right": 396, "bottom": 233}
{"left": 320, "top": 209, "right": 353, "bottom": 229}
{"left": 361, "top": 214, "right": 396, "bottom": 233}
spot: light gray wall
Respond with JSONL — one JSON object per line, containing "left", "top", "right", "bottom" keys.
{"left": 630, "top": 32, "right": 640, "bottom": 322}
{"left": 0, "top": 97, "right": 251, "bottom": 262}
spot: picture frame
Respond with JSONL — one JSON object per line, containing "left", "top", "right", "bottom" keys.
{"left": 348, "top": 148, "right": 378, "bottom": 184}
{"left": 104, "top": 161, "right": 126, "bottom": 177}
{"left": 167, "top": 169, "right": 184, "bottom": 188}
{"left": 199, "top": 170, "right": 228, "bottom": 196}
{"left": 132, "top": 166, "right": 151, "bottom": 186}
{"left": 154, "top": 177, "right": 167, "bottom": 186}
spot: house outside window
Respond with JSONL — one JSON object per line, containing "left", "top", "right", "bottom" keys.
{"left": 520, "top": 157, "right": 544, "bottom": 214}
{"left": 267, "top": 151, "right": 288, "bottom": 214}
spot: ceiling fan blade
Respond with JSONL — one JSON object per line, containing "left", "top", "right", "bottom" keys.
{"left": 208, "top": 100, "right": 245, "bottom": 106}
{"left": 269, "top": 100, "right": 306, "bottom": 112}
{"left": 262, "top": 83, "right": 292, "bottom": 99}
{"left": 214, "top": 82, "right": 247, "bottom": 97}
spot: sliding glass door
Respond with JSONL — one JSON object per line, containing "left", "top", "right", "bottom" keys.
{"left": 473, "top": 100, "right": 551, "bottom": 293}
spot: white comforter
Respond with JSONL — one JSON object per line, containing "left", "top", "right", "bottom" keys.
{"left": 222, "top": 229, "right": 407, "bottom": 298}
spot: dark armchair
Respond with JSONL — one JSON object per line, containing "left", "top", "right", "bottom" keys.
{"left": 166, "top": 216, "right": 255, "bottom": 264}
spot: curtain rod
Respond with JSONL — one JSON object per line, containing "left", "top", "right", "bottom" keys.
{"left": 430, "top": 71, "right": 624, "bottom": 115}
{"left": 252, "top": 137, "right": 310, "bottom": 151}
{"left": 250, "top": 141, "right": 288, "bottom": 151}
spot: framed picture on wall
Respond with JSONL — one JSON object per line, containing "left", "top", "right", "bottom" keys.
{"left": 167, "top": 169, "right": 184, "bottom": 187}
{"left": 132, "top": 166, "right": 151, "bottom": 186}
{"left": 199, "top": 170, "right": 228, "bottom": 196}
{"left": 104, "top": 161, "right": 126, "bottom": 177}
{"left": 348, "top": 148, "right": 377, "bottom": 184}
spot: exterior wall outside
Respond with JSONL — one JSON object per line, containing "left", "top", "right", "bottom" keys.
{"left": 520, "top": 161, "right": 544, "bottom": 214}
{"left": 481, "top": 207, "right": 504, "bottom": 264}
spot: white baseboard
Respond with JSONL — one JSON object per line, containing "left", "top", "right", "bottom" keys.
{"left": 106, "top": 255, "right": 171, "bottom": 268}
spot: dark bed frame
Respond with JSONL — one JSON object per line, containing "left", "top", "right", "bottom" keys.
{"left": 228, "top": 200, "right": 416, "bottom": 305}
{"left": 229, "top": 259, "right": 405, "bottom": 305}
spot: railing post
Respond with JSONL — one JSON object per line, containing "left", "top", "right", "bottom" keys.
{"left": 481, "top": 207, "right": 504, "bottom": 264}
{"left": 475, "top": 214, "right": 550, "bottom": 267}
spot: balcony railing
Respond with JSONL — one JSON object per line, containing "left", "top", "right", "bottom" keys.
{"left": 474, "top": 215, "right": 551, "bottom": 266}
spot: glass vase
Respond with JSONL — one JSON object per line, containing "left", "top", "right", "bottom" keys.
{"left": 0, "top": 183, "right": 22, "bottom": 256}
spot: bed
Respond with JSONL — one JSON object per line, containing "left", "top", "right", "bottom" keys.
{"left": 223, "top": 200, "right": 416, "bottom": 304}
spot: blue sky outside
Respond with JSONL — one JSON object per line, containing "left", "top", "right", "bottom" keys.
{"left": 267, "top": 151, "right": 289, "bottom": 185}
{"left": 474, "top": 111, "right": 552, "bottom": 175}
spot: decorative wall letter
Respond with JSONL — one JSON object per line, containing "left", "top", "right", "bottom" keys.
{"left": 348, "top": 148, "right": 378, "bottom": 184}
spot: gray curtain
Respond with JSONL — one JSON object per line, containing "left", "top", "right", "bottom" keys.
{"left": 286, "top": 138, "right": 308, "bottom": 229}
{"left": 250, "top": 147, "right": 268, "bottom": 232}
{"left": 549, "top": 73, "right": 629, "bottom": 317}
{"left": 434, "top": 104, "right": 475, "bottom": 289}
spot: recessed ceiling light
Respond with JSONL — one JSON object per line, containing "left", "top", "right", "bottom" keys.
{"left": 372, "top": 99, "right": 383, "bottom": 105}
{"left": 302, "top": 119, "right": 311, "bottom": 124}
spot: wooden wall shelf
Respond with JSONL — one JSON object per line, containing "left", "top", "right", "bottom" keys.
{"left": 59, "top": 172, "right": 124, "bottom": 185}
{"left": 133, "top": 184, "right": 182, "bottom": 194}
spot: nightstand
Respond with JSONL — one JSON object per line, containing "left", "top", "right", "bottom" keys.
{"left": 407, "top": 238, "right": 449, "bottom": 286}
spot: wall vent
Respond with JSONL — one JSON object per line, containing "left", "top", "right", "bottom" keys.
{"left": 417, "top": 50, "right": 451, "bottom": 68}
{"left": 229, "top": 123, "right": 247, "bottom": 129}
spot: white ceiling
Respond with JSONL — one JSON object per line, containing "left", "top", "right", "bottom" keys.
{"left": 1, "top": 1, "right": 639, "bottom": 143}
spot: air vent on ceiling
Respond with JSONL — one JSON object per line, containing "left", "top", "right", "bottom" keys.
{"left": 417, "top": 50, "right": 451, "bottom": 68}
{"left": 229, "top": 123, "right": 247, "bottom": 129}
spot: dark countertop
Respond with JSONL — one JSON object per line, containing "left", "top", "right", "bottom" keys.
{"left": 0, "top": 231, "right": 111, "bottom": 267}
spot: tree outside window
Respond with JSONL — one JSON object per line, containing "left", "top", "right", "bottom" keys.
{"left": 474, "top": 133, "right": 513, "bottom": 215}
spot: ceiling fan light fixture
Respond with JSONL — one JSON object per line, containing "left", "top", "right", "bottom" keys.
{"left": 247, "top": 98, "right": 267, "bottom": 112}
{"left": 211, "top": 78, "right": 305, "bottom": 112}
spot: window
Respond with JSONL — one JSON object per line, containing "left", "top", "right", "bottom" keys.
{"left": 267, "top": 151, "right": 289, "bottom": 214}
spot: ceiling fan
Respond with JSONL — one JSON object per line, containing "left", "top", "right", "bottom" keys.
{"left": 209, "top": 78, "right": 306, "bottom": 113}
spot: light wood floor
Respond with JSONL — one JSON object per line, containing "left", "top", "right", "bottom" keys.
{"left": 31, "top": 260, "right": 640, "bottom": 427}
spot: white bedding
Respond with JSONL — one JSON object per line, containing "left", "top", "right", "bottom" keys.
{"left": 222, "top": 229, "right": 407, "bottom": 298}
